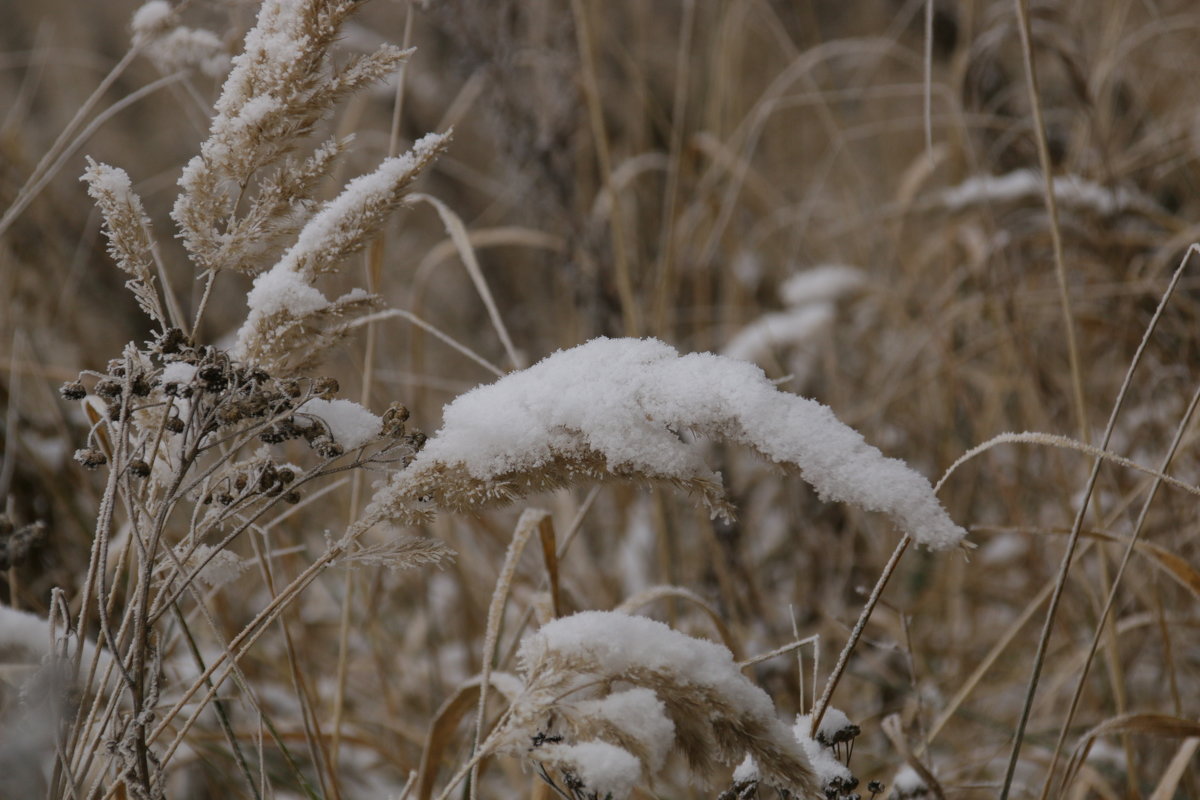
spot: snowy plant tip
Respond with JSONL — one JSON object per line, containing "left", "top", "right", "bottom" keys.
{"left": 513, "top": 611, "right": 815, "bottom": 796}
{"left": 367, "top": 337, "right": 965, "bottom": 549}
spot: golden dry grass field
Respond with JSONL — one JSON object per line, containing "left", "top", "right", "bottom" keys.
{"left": 0, "top": 1, "right": 1198, "bottom": 798}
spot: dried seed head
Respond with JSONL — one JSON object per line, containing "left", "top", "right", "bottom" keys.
{"left": 131, "top": 376, "right": 153, "bottom": 397}
{"left": 382, "top": 402, "right": 410, "bottom": 436}
{"left": 259, "top": 428, "right": 286, "bottom": 444}
{"left": 156, "top": 327, "right": 189, "bottom": 355}
{"left": 165, "top": 416, "right": 185, "bottom": 433}
{"left": 94, "top": 379, "right": 121, "bottom": 398}
{"left": 60, "top": 381, "right": 87, "bottom": 400}
{"left": 313, "top": 377, "right": 339, "bottom": 398}
{"left": 74, "top": 448, "right": 108, "bottom": 469}
{"left": 277, "top": 467, "right": 295, "bottom": 484}
{"left": 313, "top": 437, "right": 344, "bottom": 459}
{"left": 283, "top": 490, "right": 301, "bottom": 504}
{"left": 198, "top": 364, "right": 227, "bottom": 391}
{"left": 129, "top": 460, "right": 151, "bottom": 478}
{"left": 0, "top": 521, "right": 47, "bottom": 570}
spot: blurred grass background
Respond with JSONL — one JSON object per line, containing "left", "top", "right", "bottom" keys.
{"left": 2, "top": 0, "right": 1199, "bottom": 796}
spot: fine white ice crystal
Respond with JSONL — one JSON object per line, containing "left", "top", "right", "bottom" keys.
{"left": 368, "top": 337, "right": 965, "bottom": 549}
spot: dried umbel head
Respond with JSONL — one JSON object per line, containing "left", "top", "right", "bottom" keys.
{"left": 488, "top": 611, "right": 815, "bottom": 800}
{"left": 0, "top": 518, "right": 47, "bottom": 570}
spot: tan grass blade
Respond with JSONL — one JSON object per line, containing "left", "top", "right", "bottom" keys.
{"left": 1039, "top": 527, "right": 1200, "bottom": 603}
{"left": 881, "top": 713, "right": 946, "bottom": 800}
{"left": 415, "top": 676, "right": 519, "bottom": 800}
{"left": 472, "top": 509, "right": 551, "bottom": 799}
{"left": 409, "top": 193, "right": 523, "bottom": 369}
{"left": 1062, "top": 714, "right": 1200, "bottom": 792}
{"left": 535, "top": 515, "right": 561, "bottom": 619}
{"left": 1147, "top": 737, "right": 1200, "bottom": 800}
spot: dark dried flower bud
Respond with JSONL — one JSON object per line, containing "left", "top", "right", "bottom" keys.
{"left": 94, "top": 379, "right": 121, "bottom": 398}
{"left": 867, "top": 781, "right": 884, "bottom": 794}
{"left": 0, "top": 521, "right": 47, "bottom": 570}
{"left": 283, "top": 490, "right": 301, "bottom": 504}
{"left": 313, "top": 377, "right": 339, "bottom": 398}
{"left": 129, "top": 460, "right": 151, "bottom": 478}
{"left": 280, "top": 379, "right": 302, "bottom": 398}
{"left": 313, "top": 437, "right": 344, "bottom": 459}
{"left": 240, "top": 396, "right": 269, "bottom": 417}
{"left": 258, "top": 465, "right": 277, "bottom": 490}
{"left": 234, "top": 474, "right": 248, "bottom": 492}
{"left": 216, "top": 492, "right": 233, "bottom": 506}
{"left": 60, "top": 381, "right": 87, "bottom": 400}
{"left": 157, "top": 327, "right": 189, "bottom": 355}
{"left": 131, "top": 376, "right": 153, "bottom": 397}
{"left": 217, "top": 405, "right": 245, "bottom": 425}
{"left": 277, "top": 468, "right": 295, "bottom": 484}
{"left": 382, "top": 402, "right": 410, "bottom": 436}
{"left": 408, "top": 431, "right": 427, "bottom": 451}
{"left": 164, "top": 416, "right": 185, "bottom": 434}
{"left": 74, "top": 448, "right": 107, "bottom": 469}
{"left": 198, "top": 365, "right": 227, "bottom": 390}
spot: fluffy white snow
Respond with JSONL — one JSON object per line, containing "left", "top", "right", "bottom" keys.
{"left": 732, "top": 753, "right": 760, "bottom": 783}
{"left": 891, "top": 764, "right": 929, "bottom": 795}
{"left": 793, "top": 713, "right": 852, "bottom": 788}
{"left": 402, "top": 337, "right": 965, "bottom": 548}
{"left": 779, "top": 265, "right": 865, "bottom": 306}
{"left": 939, "top": 170, "right": 1155, "bottom": 216}
{"left": 539, "top": 741, "right": 641, "bottom": 800}
{"left": 297, "top": 397, "right": 381, "bottom": 450}
{"left": 520, "top": 611, "right": 779, "bottom": 727}
{"left": 574, "top": 688, "right": 675, "bottom": 771}
{"left": 722, "top": 304, "right": 833, "bottom": 363}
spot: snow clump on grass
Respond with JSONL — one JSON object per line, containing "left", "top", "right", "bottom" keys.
{"left": 364, "top": 337, "right": 965, "bottom": 549}
{"left": 497, "top": 610, "right": 815, "bottom": 798}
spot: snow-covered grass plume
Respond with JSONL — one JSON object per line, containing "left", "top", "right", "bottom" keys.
{"left": 364, "top": 337, "right": 965, "bottom": 549}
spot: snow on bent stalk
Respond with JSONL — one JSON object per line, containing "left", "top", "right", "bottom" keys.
{"left": 363, "top": 336, "right": 965, "bottom": 550}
